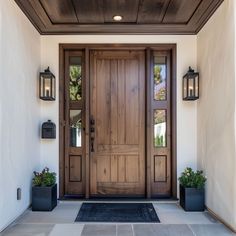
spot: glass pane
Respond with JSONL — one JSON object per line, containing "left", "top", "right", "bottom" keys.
{"left": 69, "top": 57, "right": 82, "bottom": 101}
{"left": 183, "top": 77, "right": 187, "bottom": 99}
{"left": 154, "top": 56, "right": 167, "bottom": 101}
{"left": 154, "top": 110, "right": 166, "bottom": 147}
{"left": 70, "top": 110, "right": 82, "bottom": 147}
{"left": 44, "top": 78, "right": 51, "bottom": 97}
{"left": 195, "top": 75, "right": 199, "bottom": 97}
{"left": 188, "top": 78, "right": 194, "bottom": 97}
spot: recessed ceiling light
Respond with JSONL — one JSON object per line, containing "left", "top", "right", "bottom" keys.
{"left": 113, "top": 15, "right": 123, "bottom": 21}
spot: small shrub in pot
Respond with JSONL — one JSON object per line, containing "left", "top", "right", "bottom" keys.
{"left": 179, "top": 167, "right": 207, "bottom": 211}
{"left": 32, "top": 167, "right": 57, "bottom": 211}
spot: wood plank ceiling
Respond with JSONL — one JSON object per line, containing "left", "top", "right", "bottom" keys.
{"left": 15, "top": 0, "right": 224, "bottom": 35}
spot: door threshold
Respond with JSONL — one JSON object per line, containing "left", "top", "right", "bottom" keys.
{"left": 59, "top": 196, "right": 178, "bottom": 202}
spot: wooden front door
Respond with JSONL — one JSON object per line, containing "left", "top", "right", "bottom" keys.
{"left": 60, "top": 44, "right": 177, "bottom": 199}
{"left": 90, "top": 50, "right": 145, "bottom": 196}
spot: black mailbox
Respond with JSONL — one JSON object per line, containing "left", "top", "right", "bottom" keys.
{"left": 42, "top": 120, "right": 56, "bottom": 139}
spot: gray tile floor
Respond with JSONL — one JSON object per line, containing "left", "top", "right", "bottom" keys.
{"left": 0, "top": 201, "right": 235, "bottom": 236}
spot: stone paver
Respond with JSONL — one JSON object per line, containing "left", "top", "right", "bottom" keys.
{"left": 157, "top": 211, "right": 217, "bottom": 224}
{"left": 17, "top": 202, "right": 81, "bottom": 224}
{"left": 49, "top": 224, "right": 84, "bottom": 236}
{"left": 81, "top": 224, "right": 116, "bottom": 236}
{"left": 189, "top": 224, "right": 235, "bottom": 236}
{"left": 1, "top": 202, "right": 235, "bottom": 236}
{"left": 117, "top": 225, "right": 133, "bottom": 236}
{"left": 133, "top": 224, "right": 194, "bottom": 236}
{"left": 0, "top": 223, "right": 54, "bottom": 236}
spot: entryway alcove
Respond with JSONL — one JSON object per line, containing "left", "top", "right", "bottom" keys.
{"left": 59, "top": 44, "right": 177, "bottom": 199}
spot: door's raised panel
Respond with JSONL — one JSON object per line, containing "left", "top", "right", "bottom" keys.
{"left": 96, "top": 156, "right": 111, "bottom": 182}
{"left": 117, "top": 155, "right": 126, "bottom": 183}
{"left": 96, "top": 59, "right": 111, "bottom": 145}
{"left": 110, "top": 60, "right": 118, "bottom": 145}
{"left": 125, "top": 156, "right": 139, "bottom": 183}
{"left": 154, "top": 155, "right": 167, "bottom": 182}
{"left": 125, "top": 59, "right": 139, "bottom": 145}
{"left": 117, "top": 60, "right": 126, "bottom": 145}
{"left": 110, "top": 155, "right": 118, "bottom": 182}
{"left": 69, "top": 155, "right": 82, "bottom": 182}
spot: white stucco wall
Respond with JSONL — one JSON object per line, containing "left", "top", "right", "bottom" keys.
{"left": 40, "top": 35, "right": 198, "bottom": 193}
{"left": 197, "top": 0, "right": 236, "bottom": 230}
{"left": 0, "top": 0, "right": 41, "bottom": 232}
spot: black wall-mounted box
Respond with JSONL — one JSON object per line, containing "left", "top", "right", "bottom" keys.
{"left": 41, "top": 120, "right": 56, "bottom": 139}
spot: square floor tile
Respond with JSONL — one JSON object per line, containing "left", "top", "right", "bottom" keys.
{"left": 158, "top": 211, "right": 217, "bottom": 224}
{"left": 133, "top": 224, "right": 194, "bottom": 236}
{"left": 189, "top": 224, "right": 236, "bottom": 236}
{"left": 117, "top": 225, "right": 133, "bottom": 236}
{"left": 81, "top": 224, "right": 116, "bottom": 236}
{"left": 17, "top": 202, "right": 81, "bottom": 224}
{"left": 1, "top": 223, "right": 54, "bottom": 236}
{"left": 153, "top": 203, "right": 183, "bottom": 213}
{"left": 49, "top": 224, "right": 84, "bottom": 236}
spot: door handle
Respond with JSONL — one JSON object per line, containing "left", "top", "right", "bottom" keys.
{"left": 91, "top": 137, "right": 94, "bottom": 152}
{"left": 90, "top": 116, "right": 95, "bottom": 152}
{"left": 90, "top": 117, "right": 95, "bottom": 125}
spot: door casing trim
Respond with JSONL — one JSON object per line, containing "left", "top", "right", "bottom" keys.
{"left": 59, "top": 44, "right": 177, "bottom": 199}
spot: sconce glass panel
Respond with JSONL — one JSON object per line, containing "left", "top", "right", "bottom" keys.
{"left": 39, "top": 67, "right": 56, "bottom": 101}
{"left": 183, "top": 67, "right": 199, "bottom": 101}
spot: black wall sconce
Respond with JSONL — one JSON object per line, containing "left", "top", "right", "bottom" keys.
{"left": 39, "top": 67, "right": 55, "bottom": 101}
{"left": 183, "top": 67, "right": 199, "bottom": 101}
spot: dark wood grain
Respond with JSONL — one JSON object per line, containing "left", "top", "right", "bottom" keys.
{"left": 90, "top": 50, "right": 145, "bottom": 196}
{"left": 63, "top": 50, "right": 86, "bottom": 196}
{"left": 150, "top": 50, "right": 172, "bottom": 197}
{"left": 103, "top": 0, "right": 139, "bottom": 23}
{"left": 137, "top": 0, "right": 170, "bottom": 23}
{"left": 72, "top": 0, "right": 104, "bottom": 23}
{"left": 40, "top": 0, "right": 78, "bottom": 24}
{"left": 163, "top": 0, "right": 202, "bottom": 23}
{"left": 14, "top": 0, "right": 224, "bottom": 34}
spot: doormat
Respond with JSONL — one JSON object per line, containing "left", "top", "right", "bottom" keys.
{"left": 75, "top": 203, "right": 160, "bottom": 222}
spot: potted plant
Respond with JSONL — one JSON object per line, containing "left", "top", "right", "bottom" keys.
{"left": 179, "top": 167, "right": 207, "bottom": 211}
{"left": 32, "top": 167, "right": 57, "bottom": 211}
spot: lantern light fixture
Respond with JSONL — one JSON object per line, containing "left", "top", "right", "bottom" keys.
{"left": 39, "top": 67, "right": 55, "bottom": 101}
{"left": 183, "top": 66, "right": 199, "bottom": 101}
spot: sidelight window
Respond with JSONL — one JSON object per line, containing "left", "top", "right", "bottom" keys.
{"left": 154, "top": 56, "right": 167, "bottom": 101}
{"left": 69, "top": 57, "right": 82, "bottom": 101}
{"left": 154, "top": 109, "right": 166, "bottom": 147}
{"left": 70, "top": 110, "right": 82, "bottom": 147}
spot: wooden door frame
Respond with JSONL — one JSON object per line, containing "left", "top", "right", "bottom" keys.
{"left": 59, "top": 44, "right": 177, "bottom": 199}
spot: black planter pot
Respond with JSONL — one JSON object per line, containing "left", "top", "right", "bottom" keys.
{"left": 32, "top": 184, "right": 57, "bottom": 211}
{"left": 179, "top": 185, "right": 205, "bottom": 211}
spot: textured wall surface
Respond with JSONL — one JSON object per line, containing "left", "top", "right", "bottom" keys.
{"left": 0, "top": 0, "right": 41, "bottom": 232}
{"left": 40, "top": 35, "right": 197, "bottom": 194}
{"left": 197, "top": 0, "right": 236, "bottom": 230}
